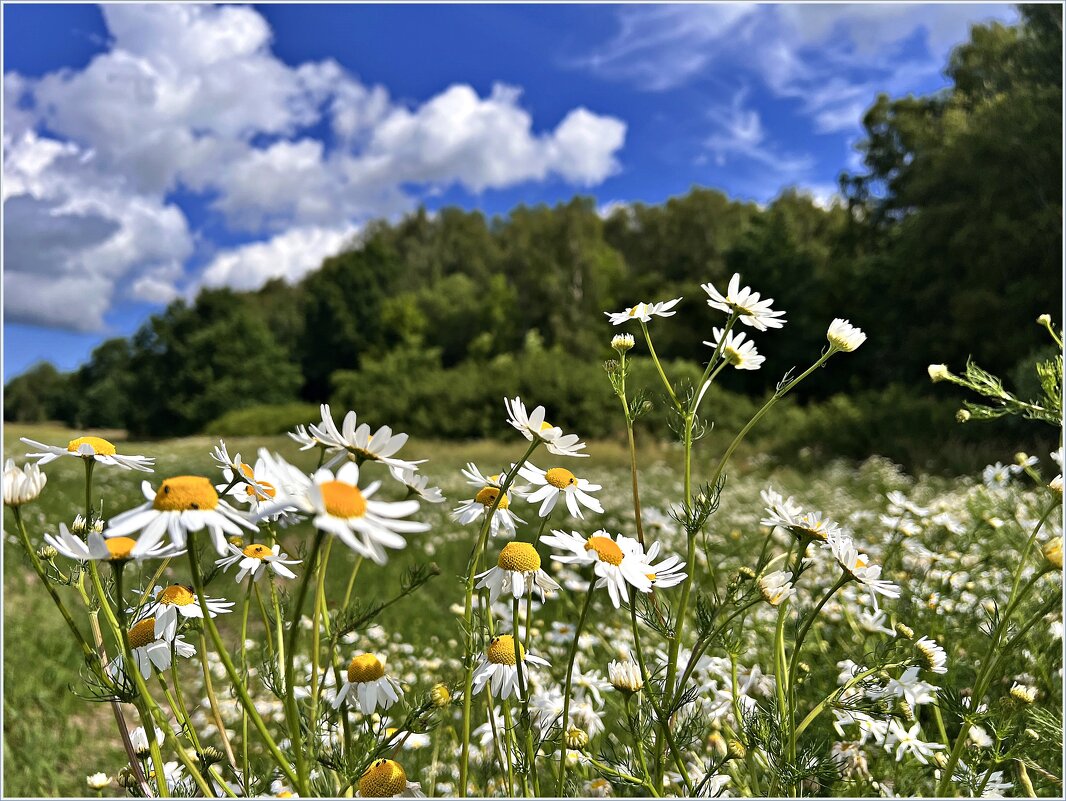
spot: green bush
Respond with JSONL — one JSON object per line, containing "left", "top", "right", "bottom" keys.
{"left": 205, "top": 402, "right": 321, "bottom": 437}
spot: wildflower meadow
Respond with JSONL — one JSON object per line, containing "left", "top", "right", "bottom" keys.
{"left": 4, "top": 277, "right": 1063, "bottom": 798}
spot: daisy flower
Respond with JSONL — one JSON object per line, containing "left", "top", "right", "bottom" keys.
{"left": 129, "top": 726, "right": 164, "bottom": 758}
{"left": 213, "top": 443, "right": 284, "bottom": 511}
{"left": 913, "top": 636, "right": 948, "bottom": 674}
{"left": 3, "top": 459, "right": 47, "bottom": 506}
{"left": 541, "top": 530, "right": 655, "bottom": 608}
{"left": 308, "top": 404, "right": 423, "bottom": 472}
{"left": 216, "top": 542, "right": 300, "bottom": 583}
{"left": 22, "top": 435, "right": 154, "bottom": 471}
{"left": 288, "top": 423, "right": 327, "bottom": 451}
{"left": 111, "top": 617, "right": 196, "bottom": 680}
{"left": 136, "top": 584, "right": 234, "bottom": 641}
{"left": 608, "top": 660, "right": 644, "bottom": 693}
{"left": 703, "top": 328, "right": 764, "bottom": 370}
{"left": 472, "top": 635, "right": 550, "bottom": 700}
{"left": 504, "top": 397, "right": 588, "bottom": 458}
{"left": 104, "top": 476, "right": 256, "bottom": 556}
{"left": 611, "top": 333, "right": 635, "bottom": 352}
{"left": 274, "top": 462, "right": 429, "bottom": 564}
{"left": 889, "top": 720, "right": 945, "bottom": 764}
{"left": 643, "top": 540, "right": 688, "bottom": 588}
{"left": 474, "top": 542, "right": 560, "bottom": 604}
{"left": 517, "top": 464, "right": 603, "bottom": 518}
{"left": 826, "top": 318, "right": 867, "bottom": 352}
{"left": 389, "top": 466, "right": 446, "bottom": 504}
{"left": 452, "top": 483, "right": 524, "bottom": 539}
{"left": 332, "top": 653, "right": 403, "bottom": 714}
{"left": 757, "top": 570, "right": 795, "bottom": 606}
{"left": 356, "top": 759, "right": 424, "bottom": 798}
{"left": 825, "top": 529, "right": 900, "bottom": 606}
{"left": 605, "top": 298, "right": 682, "bottom": 326}
{"left": 701, "top": 273, "right": 787, "bottom": 330}
{"left": 44, "top": 524, "right": 178, "bottom": 563}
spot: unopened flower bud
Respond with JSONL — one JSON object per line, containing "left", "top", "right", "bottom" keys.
{"left": 202, "top": 746, "right": 225, "bottom": 766}
{"left": 1010, "top": 683, "right": 1037, "bottom": 705}
{"left": 37, "top": 544, "right": 58, "bottom": 561}
{"left": 928, "top": 364, "right": 950, "bottom": 382}
{"left": 727, "top": 739, "right": 747, "bottom": 760}
{"left": 72, "top": 514, "right": 88, "bottom": 533}
{"left": 933, "top": 752, "right": 949, "bottom": 769}
{"left": 1038, "top": 314, "right": 1051, "bottom": 326}
{"left": 895, "top": 623, "right": 914, "bottom": 640}
{"left": 1043, "top": 537, "right": 1063, "bottom": 570}
{"left": 117, "top": 768, "right": 138, "bottom": 789}
{"left": 1024, "top": 728, "right": 1039, "bottom": 741}
{"left": 898, "top": 700, "right": 915, "bottom": 723}
{"left": 430, "top": 684, "right": 452, "bottom": 708}
{"left": 736, "top": 566, "right": 756, "bottom": 581}
{"left": 956, "top": 409, "right": 971, "bottom": 423}
{"left": 611, "top": 333, "right": 635, "bottom": 353}
{"left": 708, "top": 731, "right": 728, "bottom": 759}
{"left": 566, "top": 726, "right": 589, "bottom": 750}
{"left": 608, "top": 660, "right": 644, "bottom": 694}
{"left": 1050, "top": 475, "right": 1063, "bottom": 496}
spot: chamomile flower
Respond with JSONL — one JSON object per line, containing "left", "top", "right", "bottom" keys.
{"left": 129, "top": 726, "right": 164, "bottom": 758}
{"left": 517, "top": 464, "right": 603, "bottom": 518}
{"left": 111, "top": 617, "right": 196, "bottom": 679}
{"left": 827, "top": 318, "right": 867, "bottom": 352}
{"left": 605, "top": 297, "right": 683, "bottom": 325}
{"left": 914, "top": 636, "right": 948, "bottom": 674}
{"left": 105, "top": 476, "right": 256, "bottom": 556}
{"left": 333, "top": 653, "right": 403, "bottom": 714}
{"left": 504, "top": 397, "right": 588, "bottom": 457}
{"left": 704, "top": 328, "right": 764, "bottom": 370}
{"left": 213, "top": 445, "right": 286, "bottom": 511}
{"left": 474, "top": 542, "right": 560, "bottom": 604}
{"left": 276, "top": 462, "right": 429, "bottom": 564}
{"left": 758, "top": 570, "right": 796, "bottom": 606}
{"left": 453, "top": 484, "right": 524, "bottom": 538}
{"left": 356, "top": 759, "right": 424, "bottom": 798}
{"left": 889, "top": 720, "right": 945, "bottom": 764}
{"left": 216, "top": 542, "right": 300, "bottom": 583}
{"left": 87, "top": 773, "right": 112, "bottom": 790}
{"left": 3, "top": 459, "right": 47, "bottom": 506}
{"left": 472, "top": 635, "right": 550, "bottom": 700}
{"left": 825, "top": 529, "right": 900, "bottom": 606}
{"left": 643, "top": 540, "right": 688, "bottom": 588}
{"left": 22, "top": 435, "right": 154, "bottom": 471}
{"left": 983, "top": 462, "right": 1011, "bottom": 488}
{"left": 136, "top": 584, "right": 234, "bottom": 641}
{"left": 389, "top": 466, "right": 445, "bottom": 503}
{"left": 288, "top": 424, "right": 326, "bottom": 451}
{"left": 44, "top": 524, "right": 178, "bottom": 563}
{"left": 541, "top": 530, "right": 655, "bottom": 608}
{"left": 608, "top": 660, "right": 644, "bottom": 694}
{"left": 701, "top": 273, "right": 787, "bottom": 330}
{"left": 611, "top": 333, "right": 635, "bottom": 352}
{"left": 309, "top": 404, "right": 424, "bottom": 472}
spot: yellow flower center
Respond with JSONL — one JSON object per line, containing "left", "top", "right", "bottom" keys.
{"left": 358, "top": 759, "right": 407, "bottom": 798}
{"left": 128, "top": 617, "right": 157, "bottom": 649}
{"left": 106, "top": 537, "right": 137, "bottom": 561}
{"left": 497, "top": 542, "right": 541, "bottom": 572}
{"left": 320, "top": 481, "right": 367, "bottom": 518}
{"left": 242, "top": 543, "right": 273, "bottom": 559}
{"left": 347, "top": 653, "right": 385, "bottom": 683}
{"left": 545, "top": 468, "right": 578, "bottom": 489}
{"left": 475, "top": 486, "right": 509, "bottom": 510}
{"left": 153, "top": 476, "right": 220, "bottom": 512}
{"left": 1043, "top": 537, "right": 1063, "bottom": 570}
{"left": 585, "top": 535, "right": 624, "bottom": 566}
{"left": 487, "top": 635, "right": 524, "bottom": 666}
{"left": 67, "top": 436, "right": 117, "bottom": 456}
{"left": 723, "top": 345, "right": 742, "bottom": 366}
{"left": 244, "top": 479, "right": 277, "bottom": 501}
{"left": 539, "top": 421, "right": 555, "bottom": 432}
{"left": 156, "top": 585, "right": 196, "bottom": 606}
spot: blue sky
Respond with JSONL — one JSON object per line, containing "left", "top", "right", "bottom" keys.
{"left": 3, "top": 2, "right": 1017, "bottom": 379}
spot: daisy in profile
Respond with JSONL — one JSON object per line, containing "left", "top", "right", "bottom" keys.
{"left": 356, "top": 759, "right": 424, "bottom": 798}
{"left": 389, "top": 465, "right": 446, "bottom": 504}
{"left": 104, "top": 476, "right": 256, "bottom": 556}
{"left": 704, "top": 328, "right": 764, "bottom": 370}
{"left": 22, "top": 435, "right": 154, "bottom": 472}
{"left": 517, "top": 463, "right": 603, "bottom": 519}
{"left": 111, "top": 617, "right": 196, "bottom": 680}
{"left": 825, "top": 529, "right": 900, "bottom": 606}
{"left": 333, "top": 653, "right": 403, "bottom": 714}
{"left": 475, "top": 542, "right": 560, "bottom": 604}
{"left": 44, "top": 524, "right": 178, "bottom": 563}
{"left": 504, "top": 397, "right": 588, "bottom": 458}
{"left": 216, "top": 542, "right": 300, "bottom": 583}
{"left": 701, "top": 273, "right": 787, "bottom": 331}
{"left": 3, "top": 459, "right": 47, "bottom": 506}
{"left": 472, "top": 635, "right": 550, "bottom": 700}
{"left": 541, "top": 530, "right": 655, "bottom": 608}
{"left": 136, "top": 584, "right": 234, "bottom": 641}
{"left": 268, "top": 462, "right": 428, "bottom": 564}
{"left": 288, "top": 423, "right": 328, "bottom": 451}
{"left": 309, "top": 404, "right": 423, "bottom": 471}
{"left": 757, "top": 570, "right": 795, "bottom": 606}
{"left": 827, "top": 318, "right": 867, "bottom": 352}
{"left": 212, "top": 443, "right": 286, "bottom": 511}
{"left": 913, "top": 636, "right": 948, "bottom": 674}
{"left": 605, "top": 298, "right": 683, "bottom": 326}
{"left": 452, "top": 477, "right": 524, "bottom": 539}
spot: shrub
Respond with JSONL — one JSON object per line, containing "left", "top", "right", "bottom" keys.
{"left": 205, "top": 402, "right": 321, "bottom": 437}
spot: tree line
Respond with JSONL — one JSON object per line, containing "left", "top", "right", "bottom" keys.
{"left": 5, "top": 6, "right": 1061, "bottom": 449}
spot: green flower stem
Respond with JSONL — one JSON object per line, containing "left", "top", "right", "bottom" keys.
{"left": 459, "top": 438, "right": 539, "bottom": 795}
{"left": 240, "top": 581, "right": 253, "bottom": 794}
{"left": 156, "top": 671, "right": 233, "bottom": 798}
{"left": 691, "top": 311, "right": 740, "bottom": 415}
{"left": 556, "top": 586, "right": 595, "bottom": 795}
{"left": 253, "top": 582, "right": 274, "bottom": 654}
{"left": 9, "top": 506, "right": 97, "bottom": 663}
{"left": 135, "top": 557, "right": 172, "bottom": 610}
{"left": 197, "top": 629, "right": 238, "bottom": 769}
{"left": 626, "top": 694, "right": 659, "bottom": 797}
{"left": 84, "top": 457, "right": 96, "bottom": 521}
{"left": 309, "top": 537, "right": 334, "bottom": 733}
{"left": 513, "top": 596, "right": 538, "bottom": 797}
{"left": 188, "top": 544, "right": 301, "bottom": 791}
{"left": 639, "top": 320, "right": 681, "bottom": 410}
{"left": 584, "top": 754, "right": 661, "bottom": 797}
{"left": 341, "top": 554, "right": 364, "bottom": 609}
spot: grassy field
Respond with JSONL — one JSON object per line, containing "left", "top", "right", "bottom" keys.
{"left": 3, "top": 423, "right": 1062, "bottom": 797}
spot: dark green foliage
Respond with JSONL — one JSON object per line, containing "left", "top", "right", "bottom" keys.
{"left": 205, "top": 402, "right": 321, "bottom": 437}
{"left": 2, "top": 362, "right": 77, "bottom": 423}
